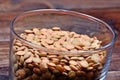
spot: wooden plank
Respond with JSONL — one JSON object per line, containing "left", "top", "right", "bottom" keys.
{"left": 107, "top": 71, "right": 120, "bottom": 80}
{"left": 73, "top": 9, "right": 120, "bottom": 31}
{"left": 0, "top": 0, "right": 120, "bottom": 11}
{"left": 0, "top": 42, "right": 9, "bottom": 69}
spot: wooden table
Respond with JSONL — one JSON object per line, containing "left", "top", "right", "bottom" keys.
{"left": 0, "top": 0, "right": 120, "bottom": 80}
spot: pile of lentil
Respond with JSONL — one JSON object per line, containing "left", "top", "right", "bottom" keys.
{"left": 13, "top": 27, "right": 106, "bottom": 80}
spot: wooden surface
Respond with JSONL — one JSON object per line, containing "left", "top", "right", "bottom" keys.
{"left": 0, "top": 0, "right": 120, "bottom": 80}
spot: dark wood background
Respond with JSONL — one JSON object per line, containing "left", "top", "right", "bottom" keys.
{"left": 0, "top": 0, "right": 120, "bottom": 80}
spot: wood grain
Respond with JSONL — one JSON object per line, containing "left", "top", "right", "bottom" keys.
{"left": 0, "top": 0, "right": 120, "bottom": 11}
{"left": 0, "top": 0, "right": 120, "bottom": 80}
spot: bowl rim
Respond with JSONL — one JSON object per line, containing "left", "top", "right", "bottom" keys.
{"left": 10, "top": 9, "right": 116, "bottom": 53}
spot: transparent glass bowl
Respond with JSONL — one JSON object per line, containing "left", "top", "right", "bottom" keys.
{"left": 10, "top": 9, "right": 116, "bottom": 80}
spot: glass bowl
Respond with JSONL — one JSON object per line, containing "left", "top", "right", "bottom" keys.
{"left": 10, "top": 9, "right": 116, "bottom": 80}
